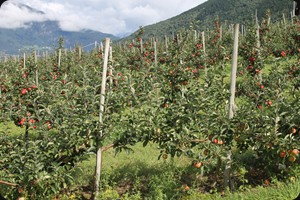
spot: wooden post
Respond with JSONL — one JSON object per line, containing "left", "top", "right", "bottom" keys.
{"left": 225, "top": 24, "right": 239, "bottom": 191}
{"left": 194, "top": 30, "right": 198, "bottom": 43}
{"left": 201, "top": 32, "right": 206, "bottom": 54}
{"left": 100, "top": 42, "right": 104, "bottom": 57}
{"left": 256, "top": 25, "right": 262, "bottom": 83}
{"left": 164, "top": 35, "right": 168, "bottom": 52}
{"left": 177, "top": 33, "right": 181, "bottom": 45}
{"left": 140, "top": 38, "right": 143, "bottom": 53}
{"left": 229, "top": 24, "right": 239, "bottom": 120}
{"left": 201, "top": 31, "right": 207, "bottom": 78}
{"left": 283, "top": 13, "right": 286, "bottom": 29}
{"left": 293, "top": 1, "right": 296, "bottom": 17}
{"left": 79, "top": 47, "right": 82, "bottom": 59}
{"left": 241, "top": 25, "right": 244, "bottom": 36}
{"left": 34, "top": 50, "right": 37, "bottom": 63}
{"left": 131, "top": 40, "right": 135, "bottom": 53}
{"left": 255, "top": 9, "right": 259, "bottom": 27}
{"left": 109, "top": 46, "right": 113, "bottom": 88}
{"left": 34, "top": 50, "right": 39, "bottom": 86}
{"left": 154, "top": 38, "right": 158, "bottom": 68}
{"left": 58, "top": 49, "right": 62, "bottom": 67}
{"left": 23, "top": 52, "right": 26, "bottom": 69}
{"left": 94, "top": 38, "right": 110, "bottom": 200}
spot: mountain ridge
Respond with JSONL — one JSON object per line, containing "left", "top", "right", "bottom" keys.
{"left": 0, "top": 3, "right": 118, "bottom": 55}
{"left": 127, "top": 0, "right": 295, "bottom": 39}
{"left": 0, "top": 20, "right": 118, "bottom": 55}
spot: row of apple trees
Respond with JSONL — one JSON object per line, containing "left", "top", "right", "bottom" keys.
{"left": 0, "top": 15, "right": 299, "bottom": 199}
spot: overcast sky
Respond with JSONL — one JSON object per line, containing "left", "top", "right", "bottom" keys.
{"left": 0, "top": 0, "right": 207, "bottom": 36}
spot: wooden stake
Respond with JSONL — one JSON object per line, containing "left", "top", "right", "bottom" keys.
{"left": 225, "top": 24, "right": 239, "bottom": 192}
{"left": 58, "top": 49, "right": 62, "bottom": 67}
{"left": 109, "top": 46, "right": 113, "bottom": 88}
{"left": 35, "top": 50, "right": 39, "bottom": 86}
{"left": 164, "top": 35, "right": 168, "bottom": 52}
{"left": 283, "top": 13, "right": 286, "bottom": 29}
{"left": 23, "top": 52, "right": 26, "bottom": 69}
{"left": 140, "top": 38, "right": 143, "bottom": 53}
{"left": 154, "top": 38, "right": 158, "bottom": 68}
{"left": 94, "top": 38, "right": 110, "bottom": 200}
{"left": 229, "top": 24, "right": 239, "bottom": 119}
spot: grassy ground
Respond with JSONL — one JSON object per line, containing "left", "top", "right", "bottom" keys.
{"left": 69, "top": 142, "right": 300, "bottom": 200}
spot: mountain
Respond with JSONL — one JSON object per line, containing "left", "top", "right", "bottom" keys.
{"left": 16, "top": 3, "right": 45, "bottom": 15}
{"left": 129, "top": 0, "right": 295, "bottom": 39}
{"left": 0, "top": 3, "right": 118, "bottom": 55}
{"left": 0, "top": 20, "right": 119, "bottom": 55}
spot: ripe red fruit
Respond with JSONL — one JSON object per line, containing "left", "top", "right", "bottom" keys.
{"left": 279, "top": 150, "right": 286, "bottom": 158}
{"left": 248, "top": 57, "right": 256, "bottom": 63}
{"left": 213, "top": 139, "right": 218, "bottom": 144}
{"left": 260, "top": 85, "right": 264, "bottom": 89}
{"left": 257, "top": 105, "right": 263, "bottom": 109}
{"left": 247, "top": 65, "right": 254, "bottom": 70}
{"left": 28, "top": 119, "right": 36, "bottom": 124}
{"left": 280, "top": 51, "right": 286, "bottom": 57}
{"left": 46, "top": 121, "right": 51, "bottom": 129}
{"left": 265, "top": 100, "right": 272, "bottom": 106}
{"left": 32, "top": 85, "right": 37, "bottom": 89}
{"left": 19, "top": 118, "right": 26, "bottom": 126}
{"left": 22, "top": 73, "right": 28, "bottom": 78}
{"left": 193, "top": 162, "right": 202, "bottom": 168}
{"left": 292, "top": 149, "right": 299, "bottom": 155}
{"left": 21, "top": 88, "right": 27, "bottom": 95}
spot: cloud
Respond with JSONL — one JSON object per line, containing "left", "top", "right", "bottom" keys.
{"left": 0, "top": 1, "right": 47, "bottom": 28}
{"left": 0, "top": 0, "right": 206, "bottom": 35}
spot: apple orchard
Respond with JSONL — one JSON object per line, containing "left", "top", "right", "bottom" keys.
{"left": 0, "top": 15, "right": 299, "bottom": 199}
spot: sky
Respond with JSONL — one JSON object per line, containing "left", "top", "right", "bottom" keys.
{"left": 0, "top": 0, "right": 207, "bottom": 36}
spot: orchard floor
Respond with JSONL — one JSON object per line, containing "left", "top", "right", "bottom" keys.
{"left": 64, "top": 142, "right": 300, "bottom": 200}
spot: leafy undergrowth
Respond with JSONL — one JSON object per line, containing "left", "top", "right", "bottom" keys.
{"left": 0, "top": 121, "right": 24, "bottom": 137}
{"left": 58, "top": 143, "right": 300, "bottom": 200}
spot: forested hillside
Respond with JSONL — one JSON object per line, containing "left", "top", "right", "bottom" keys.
{"left": 131, "top": 0, "right": 294, "bottom": 38}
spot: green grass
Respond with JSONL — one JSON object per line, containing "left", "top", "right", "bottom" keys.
{"left": 71, "top": 143, "right": 300, "bottom": 200}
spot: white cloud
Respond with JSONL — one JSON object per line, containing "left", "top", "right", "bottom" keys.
{"left": 0, "top": 0, "right": 207, "bottom": 35}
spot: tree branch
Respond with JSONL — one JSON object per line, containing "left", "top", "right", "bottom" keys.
{"left": 102, "top": 143, "right": 114, "bottom": 152}
{"left": 0, "top": 180, "right": 17, "bottom": 187}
